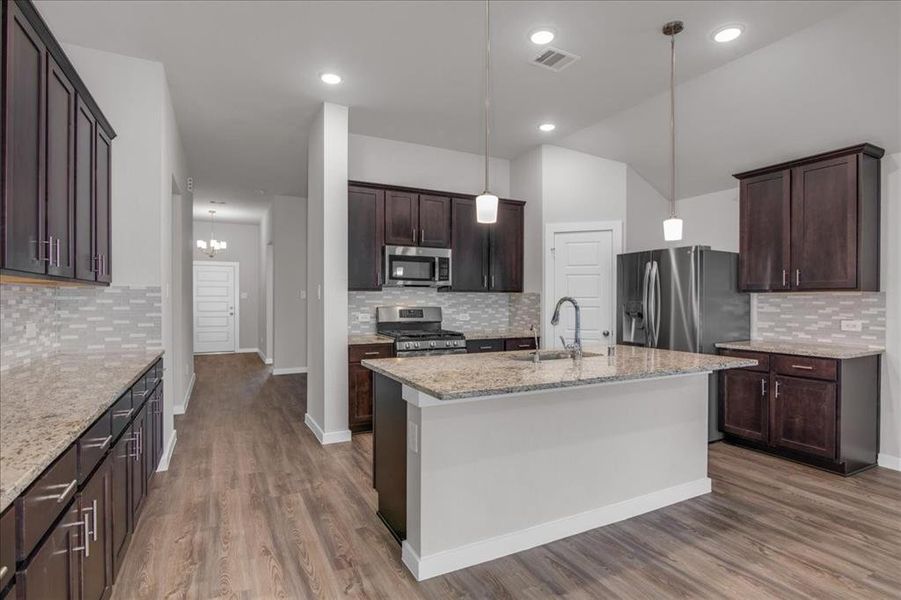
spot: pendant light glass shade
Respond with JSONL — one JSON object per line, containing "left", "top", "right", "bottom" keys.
{"left": 476, "top": 192, "right": 499, "bottom": 223}
{"left": 662, "top": 217, "right": 683, "bottom": 241}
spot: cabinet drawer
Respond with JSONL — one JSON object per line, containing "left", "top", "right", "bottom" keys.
{"left": 0, "top": 505, "right": 15, "bottom": 590}
{"left": 504, "top": 337, "right": 537, "bottom": 351}
{"left": 349, "top": 344, "right": 393, "bottom": 363}
{"left": 466, "top": 339, "right": 504, "bottom": 353}
{"left": 78, "top": 411, "right": 112, "bottom": 483}
{"left": 17, "top": 444, "right": 78, "bottom": 560}
{"left": 720, "top": 349, "right": 769, "bottom": 372}
{"left": 110, "top": 391, "right": 133, "bottom": 441}
{"left": 773, "top": 355, "right": 836, "bottom": 381}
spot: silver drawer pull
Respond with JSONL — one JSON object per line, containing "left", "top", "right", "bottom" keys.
{"left": 480, "top": 346, "right": 493, "bottom": 350}
{"left": 791, "top": 364, "right": 814, "bottom": 370}
{"left": 86, "top": 435, "right": 112, "bottom": 450}
{"left": 363, "top": 351, "right": 381, "bottom": 356}
{"left": 114, "top": 408, "right": 134, "bottom": 419}
{"left": 0, "top": 566, "right": 8, "bottom": 579}
{"left": 517, "top": 344, "right": 531, "bottom": 348}
{"left": 56, "top": 479, "right": 77, "bottom": 504}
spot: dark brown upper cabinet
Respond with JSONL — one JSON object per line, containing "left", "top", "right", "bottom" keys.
{"left": 2, "top": 0, "right": 116, "bottom": 285}
{"left": 417, "top": 194, "right": 451, "bottom": 248}
{"left": 489, "top": 200, "right": 524, "bottom": 292}
{"left": 348, "top": 185, "right": 384, "bottom": 291}
{"left": 451, "top": 197, "right": 524, "bottom": 292}
{"left": 384, "top": 189, "right": 419, "bottom": 246}
{"left": 734, "top": 144, "right": 883, "bottom": 292}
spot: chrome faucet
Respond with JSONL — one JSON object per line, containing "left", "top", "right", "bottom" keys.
{"left": 551, "top": 296, "right": 582, "bottom": 360}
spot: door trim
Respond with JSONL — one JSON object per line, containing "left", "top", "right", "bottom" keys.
{"left": 543, "top": 221, "right": 623, "bottom": 349}
{"left": 193, "top": 260, "right": 240, "bottom": 353}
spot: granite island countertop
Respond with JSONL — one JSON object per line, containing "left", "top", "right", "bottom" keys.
{"left": 715, "top": 340, "right": 884, "bottom": 360}
{"left": 0, "top": 350, "right": 163, "bottom": 512}
{"left": 348, "top": 333, "right": 394, "bottom": 346}
{"left": 362, "top": 345, "right": 756, "bottom": 401}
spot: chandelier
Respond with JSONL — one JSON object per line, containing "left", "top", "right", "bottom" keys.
{"left": 196, "top": 209, "right": 227, "bottom": 257}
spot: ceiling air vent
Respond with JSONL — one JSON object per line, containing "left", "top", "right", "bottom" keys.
{"left": 531, "top": 46, "right": 580, "bottom": 72}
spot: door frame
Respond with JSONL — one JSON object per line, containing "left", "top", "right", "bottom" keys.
{"left": 543, "top": 221, "right": 623, "bottom": 349}
{"left": 192, "top": 260, "right": 240, "bottom": 353}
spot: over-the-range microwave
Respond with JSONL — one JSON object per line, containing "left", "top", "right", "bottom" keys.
{"left": 383, "top": 245, "right": 451, "bottom": 287}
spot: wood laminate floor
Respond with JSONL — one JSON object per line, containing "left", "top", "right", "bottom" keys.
{"left": 112, "top": 353, "right": 901, "bottom": 599}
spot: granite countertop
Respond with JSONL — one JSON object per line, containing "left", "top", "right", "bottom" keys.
{"left": 362, "top": 345, "right": 756, "bottom": 401}
{"left": 348, "top": 334, "right": 394, "bottom": 346}
{"left": 715, "top": 340, "right": 884, "bottom": 360}
{"left": 0, "top": 350, "right": 163, "bottom": 512}
{"left": 462, "top": 328, "right": 539, "bottom": 341}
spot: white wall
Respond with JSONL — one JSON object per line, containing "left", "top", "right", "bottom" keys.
{"left": 272, "top": 196, "right": 307, "bottom": 372}
{"left": 192, "top": 220, "right": 260, "bottom": 350}
{"left": 880, "top": 152, "right": 901, "bottom": 467}
{"left": 510, "top": 147, "right": 542, "bottom": 294}
{"left": 258, "top": 206, "right": 273, "bottom": 362}
{"left": 306, "top": 104, "right": 350, "bottom": 443}
{"left": 63, "top": 44, "right": 191, "bottom": 465}
{"left": 349, "top": 134, "right": 510, "bottom": 197}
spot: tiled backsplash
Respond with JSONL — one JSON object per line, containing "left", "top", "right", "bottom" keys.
{"left": 348, "top": 289, "right": 540, "bottom": 334}
{"left": 1, "top": 284, "right": 162, "bottom": 371}
{"left": 754, "top": 292, "right": 885, "bottom": 348}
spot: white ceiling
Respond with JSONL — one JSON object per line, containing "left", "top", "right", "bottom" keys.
{"left": 37, "top": 0, "right": 888, "bottom": 218}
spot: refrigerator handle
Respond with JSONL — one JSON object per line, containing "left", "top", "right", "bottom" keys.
{"left": 641, "top": 261, "right": 652, "bottom": 346}
{"left": 653, "top": 261, "right": 662, "bottom": 347}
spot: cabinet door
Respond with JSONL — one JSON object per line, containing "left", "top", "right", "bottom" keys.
{"left": 720, "top": 369, "right": 768, "bottom": 442}
{"left": 450, "top": 197, "right": 489, "bottom": 291}
{"left": 45, "top": 56, "right": 76, "bottom": 278}
{"left": 417, "top": 194, "right": 451, "bottom": 248}
{"left": 144, "top": 392, "right": 156, "bottom": 487}
{"left": 18, "top": 501, "right": 80, "bottom": 600}
{"left": 3, "top": 3, "right": 46, "bottom": 274}
{"left": 111, "top": 425, "right": 131, "bottom": 576}
{"left": 771, "top": 376, "right": 837, "bottom": 459}
{"left": 74, "top": 99, "right": 96, "bottom": 281}
{"left": 153, "top": 386, "right": 164, "bottom": 468}
{"left": 130, "top": 405, "right": 147, "bottom": 521}
{"left": 738, "top": 170, "right": 791, "bottom": 291}
{"left": 791, "top": 156, "right": 858, "bottom": 290}
{"left": 348, "top": 186, "right": 384, "bottom": 290}
{"left": 94, "top": 128, "right": 112, "bottom": 283}
{"left": 80, "top": 457, "right": 112, "bottom": 600}
{"left": 348, "top": 363, "right": 374, "bottom": 433}
{"left": 384, "top": 190, "right": 418, "bottom": 246}
{"left": 489, "top": 201, "right": 524, "bottom": 292}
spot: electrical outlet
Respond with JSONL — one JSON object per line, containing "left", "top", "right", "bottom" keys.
{"left": 408, "top": 421, "right": 419, "bottom": 454}
{"left": 25, "top": 322, "right": 37, "bottom": 338}
{"left": 457, "top": 313, "right": 470, "bottom": 321}
{"left": 357, "top": 313, "right": 371, "bottom": 323}
{"left": 840, "top": 320, "right": 863, "bottom": 332}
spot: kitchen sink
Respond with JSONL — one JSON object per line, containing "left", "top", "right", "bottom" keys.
{"left": 509, "top": 350, "right": 601, "bottom": 361}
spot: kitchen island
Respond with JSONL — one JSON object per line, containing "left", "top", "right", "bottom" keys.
{"left": 363, "top": 345, "right": 755, "bottom": 580}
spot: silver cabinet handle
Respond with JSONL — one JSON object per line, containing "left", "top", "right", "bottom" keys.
{"left": 412, "top": 227, "right": 416, "bottom": 243}
{"left": 92, "top": 498, "right": 98, "bottom": 541}
{"left": 114, "top": 408, "right": 134, "bottom": 419}
{"left": 483, "top": 275, "right": 488, "bottom": 288}
{"left": 363, "top": 351, "right": 380, "bottom": 356}
{"left": 73, "top": 513, "right": 91, "bottom": 557}
{"left": 39, "top": 236, "right": 54, "bottom": 264}
{"left": 782, "top": 269, "right": 787, "bottom": 287}
{"left": 791, "top": 364, "right": 814, "bottom": 370}
{"left": 57, "top": 479, "right": 77, "bottom": 504}
{"left": 87, "top": 435, "right": 112, "bottom": 450}
{"left": 491, "top": 275, "right": 495, "bottom": 288}
{"left": 795, "top": 269, "right": 800, "bottom": 286}
{"left": 760, "top": 378, "right": 767, "bottom": 397}
{"left": 56, "top": 238, "right": 61, "bottom": 267}
{"left": 517, "top": 344, "right": 531, "bottom": 348}
{"left": 774, "top": 380, "right": 781, "bottom": 399}
{"left": 480, "top": 345, "right": 493, "bottom": 350}
{"left": 0, "top": 566, "right": 8, "bottom": 579}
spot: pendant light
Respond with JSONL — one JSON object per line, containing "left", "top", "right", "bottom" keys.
{"left": 476, "top": 0, "right": 499, "bottom": 223}
{"left": 196, "top": 209, "right": 227, "bottom": 257}
{"left": 662, "top": 20, "right": 684, "bottom": 241}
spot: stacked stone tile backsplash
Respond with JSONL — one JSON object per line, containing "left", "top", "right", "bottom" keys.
{"left": 754, "top": 292, "right": 885, "bottom": 348}
{"left": 0, "top": 284, "right": 162, "bottom": 371}
{"left": 348, "top": 289, "right": 540, "bottom": 334}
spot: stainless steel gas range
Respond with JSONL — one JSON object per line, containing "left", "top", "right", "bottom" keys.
{"left": 376, "top": 306, "right": 466, "bottom": 357}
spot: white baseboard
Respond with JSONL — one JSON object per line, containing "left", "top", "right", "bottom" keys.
{"left": 402, "top": 477, "right": 712, "bottom": 581}
{"left": 256, "top": 349, "right": 273, "bottom": 365}
{"left": 273, "top": 366, "right": 308, "bottom": 375}
{"left": 878, "top": 453, "right": 901, "bottom": 471}
{"left": 173, "top": 372, "right": 196, "bottom": 415}
{"left": 156, "top": 430, "right": 178, "bottom": 472}
{"left": 237, "top": 347, "right": 259, "bottom": 354}
{"left": 304, "top": 413, "right": 352, "bottom": 445}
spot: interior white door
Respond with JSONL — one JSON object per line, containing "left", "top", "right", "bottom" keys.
{"left": 193, "top": 262, "right": 237, "bottom": 353}
{"left": 551, "top": 230, "right": 614, "bottom": 349}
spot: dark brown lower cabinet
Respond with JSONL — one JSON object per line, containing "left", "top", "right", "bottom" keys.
{"left": 110, "top": 423, "right": 132, "bottom": 577}
{"left": 719, "top": 349, "right": 878, "bottom": 475}
{"left": 721, "top": 368, "right": 768, "bottom": 442}
{"left": 17, "top": 500, "right": 82, "bottom": 599}
{"left": 349, "top": 343, "right": 394, "bottom": 433}
{"left": 130, "top": 404, "right": 148, "bottom": 522}
{"left": 80, "top": 456, "right": 112, "bottom": 600}
{"left": 151, "top": 386, "right": 164, "bottom": 470}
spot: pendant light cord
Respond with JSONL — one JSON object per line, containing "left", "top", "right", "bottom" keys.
{"left": 669, "top": 29, "right": 676, "bottom": 218}
{"left": 484, "top": 0, "right": 491, "bottom": 193}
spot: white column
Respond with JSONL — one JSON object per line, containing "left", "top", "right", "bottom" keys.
{"left": 306, "top": 103, "right": 350, "bottom": 444}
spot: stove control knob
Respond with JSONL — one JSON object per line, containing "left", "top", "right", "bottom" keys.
{"left": 430, "top": 341, "right": 436, "bottom": 348}
{"left": 414, "top": 342, "right": 420, "bottom": 348}
{"left": 405, "top": 342, "right": 413, "bottom": 349}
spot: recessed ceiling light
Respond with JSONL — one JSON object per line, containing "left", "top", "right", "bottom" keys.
{"left": 713, "top": 25, "right": 743, "bottom": 43}
{"left": 529, "top": 29, "right": 555, "bottom": 45}
{"left": 538, "top": 123, "right": 556, "bottom": 132}
{"left": 320, "top": 72, "right": 342, "bottom": 85}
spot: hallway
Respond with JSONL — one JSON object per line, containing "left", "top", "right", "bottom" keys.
{"left": 113, "top": 353, "right": 901, "bottom": 599}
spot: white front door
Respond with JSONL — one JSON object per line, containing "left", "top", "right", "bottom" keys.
{"left": 193, "top": 262, "right": 237, "bottom": 353}
{"left": 549, "top": 229, "right": 616, "bottom": 349}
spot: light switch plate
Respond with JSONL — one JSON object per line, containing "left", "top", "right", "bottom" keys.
{"left": 841, "top": 320, "right": 863, "bottom": 332}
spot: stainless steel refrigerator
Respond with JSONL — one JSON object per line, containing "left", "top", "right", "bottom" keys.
{"left": 616, "top": 246, "right": 750, "bottom": 441}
